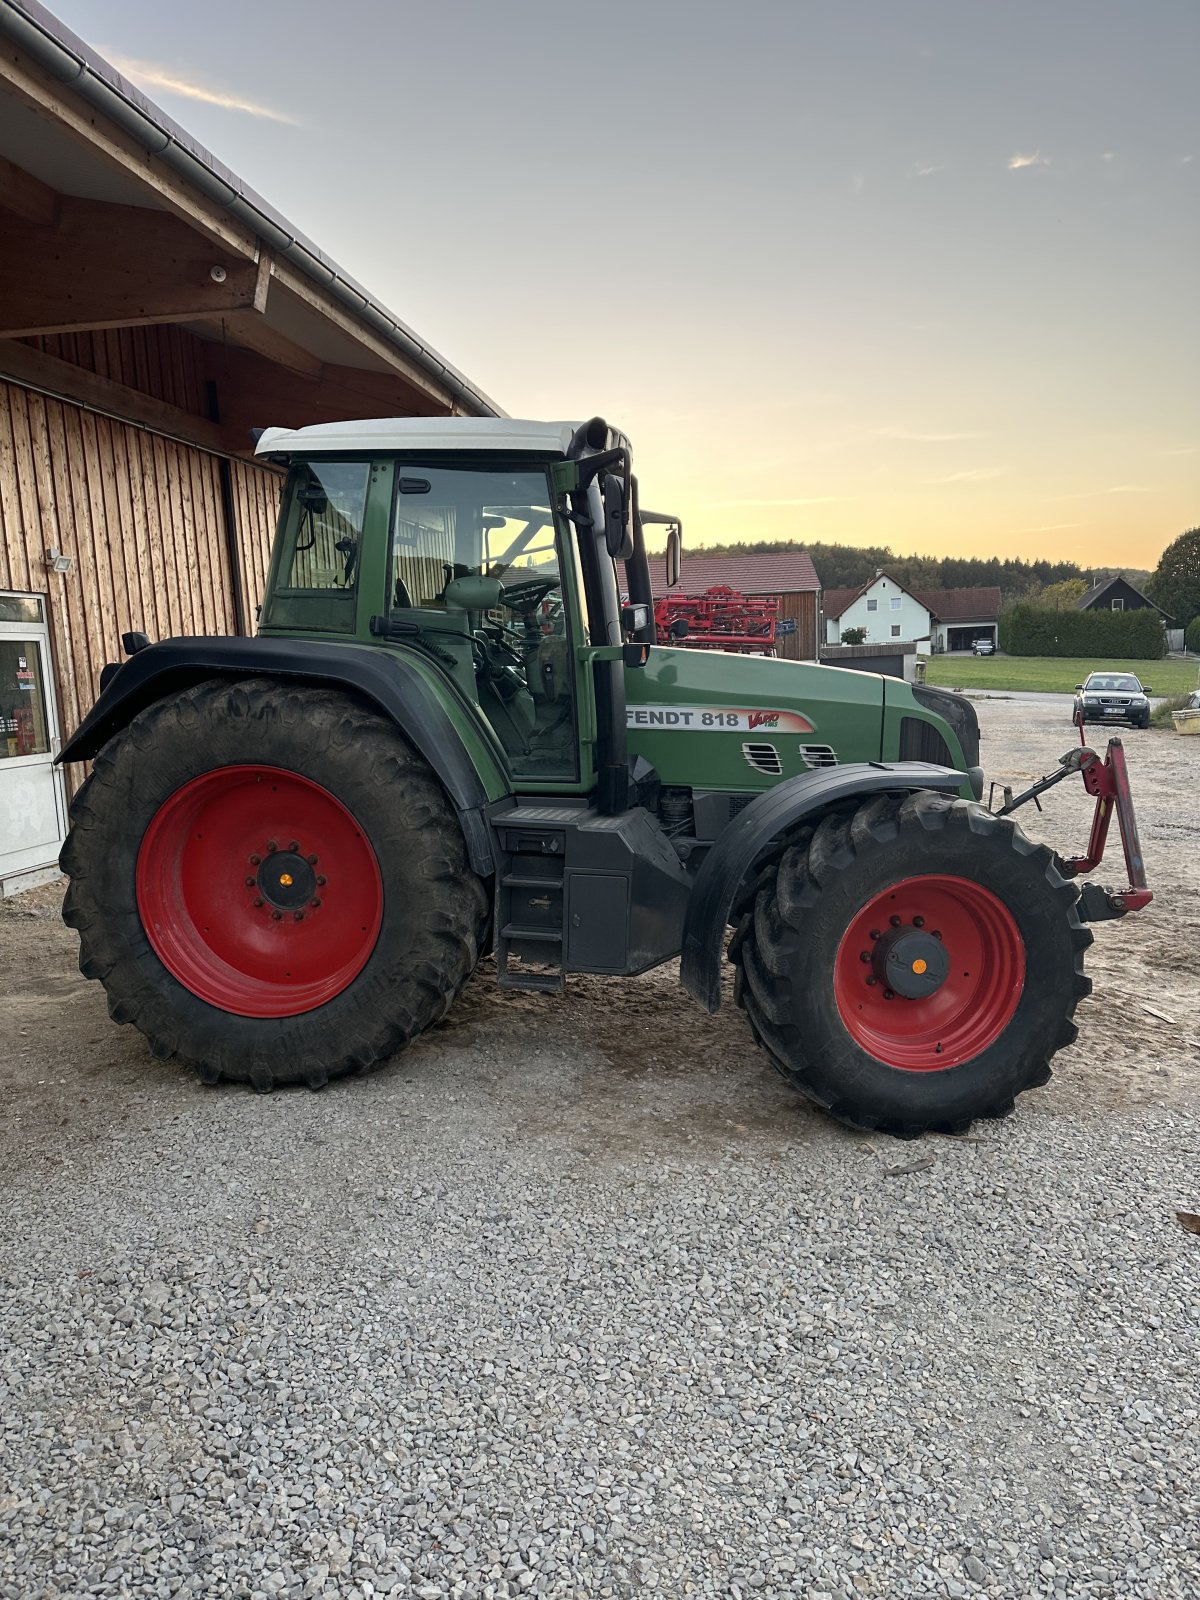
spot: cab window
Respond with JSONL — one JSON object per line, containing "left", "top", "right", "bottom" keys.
{"left": 263, "top": 460, "right": 369, "bottom": 632}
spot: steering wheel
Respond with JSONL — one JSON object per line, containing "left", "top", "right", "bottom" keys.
{"left": 500, "top": 577, "right": 557, "bottom": 616}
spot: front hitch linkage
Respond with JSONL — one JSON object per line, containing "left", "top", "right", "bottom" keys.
{"left": 988, "top": 721, "right": 1152, "bottom": 922}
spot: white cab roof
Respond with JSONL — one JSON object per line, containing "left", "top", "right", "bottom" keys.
{"left": 255, "top": 418, "right": 580, "bottom": 458}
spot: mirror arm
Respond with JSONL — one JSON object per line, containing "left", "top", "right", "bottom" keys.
{"left": 575, "top": 447, "right": 627, "bottom": 486}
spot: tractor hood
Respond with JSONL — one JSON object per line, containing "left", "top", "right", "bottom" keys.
{"left": 624, "top": 647, "right": 888, "bottom": 792}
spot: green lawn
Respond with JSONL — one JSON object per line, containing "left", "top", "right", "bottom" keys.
{"left": 922, "top": 655, "right": 1200, "bottom": 695}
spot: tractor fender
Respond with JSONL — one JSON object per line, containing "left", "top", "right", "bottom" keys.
{"left": 57, "top": 637, "right": 504, "bottom": 876}
{"left": 680, "top": 763, "right": 968, "bottom": 1014}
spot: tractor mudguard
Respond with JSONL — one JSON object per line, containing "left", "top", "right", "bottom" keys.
{"left": 680, "top": 762, "right": 968, "bottom": 1014}
{"left": 57, "top": 637, "right": 504, "bottom": 876}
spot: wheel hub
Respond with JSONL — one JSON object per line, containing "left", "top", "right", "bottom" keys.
{"left": 872, "top": 926, "right": 949, "bottom": 999}
{"left": 256, "top": 849, "right": 317, "bottom": 911}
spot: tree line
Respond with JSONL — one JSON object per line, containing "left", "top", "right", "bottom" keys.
{"left": 691, "top": 539, "right": 1107, "bottom": 597}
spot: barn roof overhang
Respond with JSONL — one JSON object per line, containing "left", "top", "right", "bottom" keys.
{"left": 0, "top": 0, "right": 501, "bottom": 456}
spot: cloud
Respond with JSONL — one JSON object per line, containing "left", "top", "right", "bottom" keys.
{"left": 710, "top": 496, "right": 843, "bottom": 508}
{"left": 911, "top": 162, "right": 946, "bottom": 178}
{"left": 1008, "top": 151, "right": 1050, "bottom": 170}
{"left": 105, "top": 52, "right": 299, "bottom": 123}
{"left": 1102, "top": 152, "right": 1116, "bottom": 162}
{"left": 1161, "top": 446, "right": 1195, "bottom": 457}
{"left": 925, "top": 468, "right": 1005, "bottom": 484}
{"left": 1050, "top": 484, "right": 1153, "bottom": 501}
{"left": 874, "top": 426, "right": 985, "bottom": 442}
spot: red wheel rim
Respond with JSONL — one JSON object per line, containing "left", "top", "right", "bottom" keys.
{"left": 136, "top": 765, "right": 383, "bottom": 1019}
{"left": 833, "top": 874, "right": 1025, "bottom": 1071}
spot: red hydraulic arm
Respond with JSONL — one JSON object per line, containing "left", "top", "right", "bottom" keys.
{"left": 994, "top": 722, "right": 1152, "bottom": 920}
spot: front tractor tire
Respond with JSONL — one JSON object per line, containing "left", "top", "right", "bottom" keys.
{"left": 61, "top": 678, "right": 489, "bottom": 1089}
{"left": 731, "top": 791, "right": 1093, "bottom": 1137}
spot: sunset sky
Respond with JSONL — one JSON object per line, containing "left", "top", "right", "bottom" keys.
{"left": 55, "top": 0, "right": 1199, "bottom": 565}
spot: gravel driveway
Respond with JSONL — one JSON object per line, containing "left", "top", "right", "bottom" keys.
{"left": 1, "top": 697, "right": 1198, "bottom": 1600}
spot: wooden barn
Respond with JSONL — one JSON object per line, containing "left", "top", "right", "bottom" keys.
{"left": 0, "top": 0, "right": 496, "bottom": 892}
{"left": 645, "top": 550, "right": 822, "bottom": 661}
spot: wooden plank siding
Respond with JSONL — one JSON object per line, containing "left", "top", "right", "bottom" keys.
{"left": 20, "top": 325, "right": 208, "bottom": 418}
{"left": 0, "top": 378, "right": 283, "bottom": 784}
{"left": 747, "top": 589, "right": 819, "bottom": 660}
{"left": 229, "top": 458, "right": 283, "bottom": 623}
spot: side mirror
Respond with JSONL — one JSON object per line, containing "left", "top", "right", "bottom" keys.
{"left": 444, "top": 574, "right": 503, "bottom": 611}
{"left": 665, "top": 526, "right": 681, "bottom": 588}
{"left": 604, "top": 476, "right": 634, "bottom": 561}
{"left": 1142, "top": 686, "right": 1152, "bottom": 694}
{"left": 1074, "top": 684, "right": 1084, "bottom": 691}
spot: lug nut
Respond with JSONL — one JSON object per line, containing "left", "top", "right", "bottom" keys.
{"left": 244, "top": 876, "right": 256, "bottom": 887}
{"left": 310, "top": 898, "right": 321, "bottom": 909}
{"left": 289, "top": 840, "right": 300, "bottom": 852}
{"left": 865, "top": 975, "right": 878, "bottom": 987}
{"left": 271, "top": 910, "right": 282, "bottom": 921}
{"left": 253, "top": 897, "right": 263, "bottom": 908}
{"left": 932, "top": 929, "right": 943, "bottom": 941}
{"left": 307, "top": 854, "right": 318, "bottom": 865}
{"left": 869, "top": 928, "right": 880, "bottom": 940}
{"left": 266, "top": 839, "right": 278, "bottom": 853}
{"left": 883, "top": 988, "right": 895, "bottom": 1000}
{"left": 890, "top": 915, "right": 902, "bottom": 927}
{"left": 859, "top": 950, "right": 871, "bottom": 963}
{"left": 249, "top": 854, "right": 261, "bottom": 866}
{"left": 913, "top": 915, "right": 925, "bottom": 928}
{"left": 294, "top": 911, "right": 304, "bottom": 922}
{"left": 316, "top": 875, "right": 327, "bottom": 887}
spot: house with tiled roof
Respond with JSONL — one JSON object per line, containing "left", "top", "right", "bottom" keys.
{"left": 647, "top": 549, "right": 821, "bottom": 659}
{"left": 822, "top": 572, "right": 1001, "bottom": 653}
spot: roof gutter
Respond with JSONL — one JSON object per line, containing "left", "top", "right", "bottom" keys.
{"left": 0, "top": 0, "right": 503, "bottom": 419}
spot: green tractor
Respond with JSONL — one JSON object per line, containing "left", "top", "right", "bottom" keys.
{"left": 57, "top": 417, "right": 1151, "bottom": 1136}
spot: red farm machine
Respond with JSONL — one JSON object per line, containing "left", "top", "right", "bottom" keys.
{"left": 654, "top": 585, "right": 780, "bottom": 654}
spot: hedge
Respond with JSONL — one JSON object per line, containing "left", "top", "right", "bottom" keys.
{"left": 999, "top": 603, "right": 1166, "bottom": 659}
{"left": 1186, "top": 616, "right": 1200, "bottom": 654}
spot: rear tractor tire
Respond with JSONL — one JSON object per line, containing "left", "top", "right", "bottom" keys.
{"left": 60, "top": 678, "right": 489, "bottom": 1089}
{"left": 730, "top": 790, "right": 1093, "bottom": 1137}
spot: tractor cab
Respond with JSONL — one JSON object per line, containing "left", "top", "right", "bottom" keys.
{"left": 255, "top": 416, "right": 679, "bottom": 812}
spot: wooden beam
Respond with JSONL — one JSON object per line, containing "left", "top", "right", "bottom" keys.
{"left": 0, "top": 154, "right": 58, "bottom": 226}
{"left": 0, "top": 337, "right": 235, "bottom": 456}
{"left": 0, "top": 47, "right": 258, "bottom": 260}
{"left": 0, "top": 198, "right": 265, "bottom": 338}
{"left": 200, "top": 308, "right": 324, "bottom": 380}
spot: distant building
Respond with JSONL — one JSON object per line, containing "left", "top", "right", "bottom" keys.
{"left": 647, "top": 550, "right": 822, "bottom": 660}
{"left": 1077, "top": 575, "right": 1173, "bottom": 621}
{"left": 822, "top": 572, "right": 1001, "bottom": 653}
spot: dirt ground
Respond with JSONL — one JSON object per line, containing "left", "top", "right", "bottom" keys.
{"left": 2, "top": 694, "right": 1197, "bottom": 1154}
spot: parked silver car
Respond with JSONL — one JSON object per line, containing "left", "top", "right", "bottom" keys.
{"left": 1072, "top": 671, "right": 1152, "bottom": 729}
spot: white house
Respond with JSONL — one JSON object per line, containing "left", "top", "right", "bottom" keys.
{"left": 823, "top": 574, "right": 1001, "bottom": 653}
{"left": 823, "top": 574, "right": 933, "bottom": 648}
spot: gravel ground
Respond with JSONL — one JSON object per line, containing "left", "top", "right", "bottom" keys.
{"left": 1, "top": 697, "right": 1198, "bottom": 1600}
